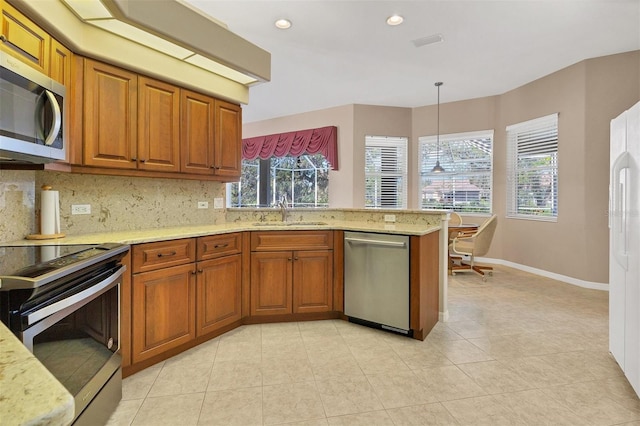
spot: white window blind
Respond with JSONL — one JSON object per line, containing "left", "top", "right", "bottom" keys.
{"left": 365, "top": 136, "right": 408, "bottom": 209}
{"left": 506, "top": 113, "right": 558, "bottom": 220}
{"left": 419, "top": 131, "right": 493, "bottom": 213}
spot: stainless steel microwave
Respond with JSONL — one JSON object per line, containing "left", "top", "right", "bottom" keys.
{"left": 0, "top": 50, "right": 66, "bottom": 164}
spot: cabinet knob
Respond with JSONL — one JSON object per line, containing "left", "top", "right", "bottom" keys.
{"left": 0, "top": 35, "right": 7, "bottom": 43}
{"left": 140, "top": 159, "right": 146, "bottom": 163}
{"left": 294, "top": 257, "right": 299, "bottom": 261}
{"left": 288, "top": 258, "right": 292, "bottom": 261}
{"left": 191, "top": 270, "right": 197, "bottom": 275}
{"left": 131, "top": 158, "right": 137, "bottom": 162}
{"left": 198, "top": 269, "right": 203, "bottom": 273}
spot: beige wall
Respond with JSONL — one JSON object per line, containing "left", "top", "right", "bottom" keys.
{"left": 353, "top": 105, "right": 413, "bottom": 209}
{"left": 243, "top": 104, "right": 355, "bottom": 208}
{"left": 243, "top": 50, "right": 639, "bottom": 285}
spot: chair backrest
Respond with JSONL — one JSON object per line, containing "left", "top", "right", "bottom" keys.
{"left": 472, "top": 214, "right": 498, "bottom": 257}
{"left": 449, "top": 212, "right": 462, "bottom": 226}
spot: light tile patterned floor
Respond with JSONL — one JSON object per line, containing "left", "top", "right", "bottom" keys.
{"left": 107, "top": 266, "right": 640, "bottom": 425}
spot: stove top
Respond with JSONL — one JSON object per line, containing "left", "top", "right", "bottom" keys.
{"left": 0, "top": 243, "right": 129, "bottom": 290}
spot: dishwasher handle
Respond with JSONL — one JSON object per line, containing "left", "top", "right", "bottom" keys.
{"left": 345, "top": 237, "right": 407, "bottom": 248}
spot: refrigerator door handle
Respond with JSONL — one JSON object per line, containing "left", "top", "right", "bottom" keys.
{"left": 611, "top": 151, "right": 630, "bottom": 270}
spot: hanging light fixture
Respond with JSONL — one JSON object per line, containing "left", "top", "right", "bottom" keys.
{"left": 431, "top": 81, "right": 445, "bottom": 173}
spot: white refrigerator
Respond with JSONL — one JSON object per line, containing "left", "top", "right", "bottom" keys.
{"left": 609, "top": 100, "right": 640, "bottom": 398}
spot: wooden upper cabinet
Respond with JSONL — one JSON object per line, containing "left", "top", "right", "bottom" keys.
{"left": 83, "top": 59, "right": 138, "bottom": 169}
{"left": 1, "top": 0, "right": 49, "bottom": 75}
{"left": 214, "top": 99, "right": 242, "bottom": 178}
{"left": 49, "top": 38, "right": 71, "bottom": 86}
{"left": 181, "top": 89, "right": 214, "bottom": 174}
{"left": 138, "top": 76, "right": 180, "bottom": 172}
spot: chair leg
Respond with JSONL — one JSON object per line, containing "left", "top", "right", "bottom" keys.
{"left": 469, "top": 256, "right": 493, "bottom": 281}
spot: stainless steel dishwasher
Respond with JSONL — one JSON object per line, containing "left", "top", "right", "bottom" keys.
{"left": 344, "top": 231, "right": 410, "bottom": 334}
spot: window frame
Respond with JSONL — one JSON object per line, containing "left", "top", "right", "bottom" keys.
{"left": 418, "top": 130, "right": 494, "bottom": 215}
{"left": 227, "top": 154, "right": 330, "bottom": 208}
{"left": 506, "top": 113, "right": 559, "bottom": 222}
{"left": 364, "top": 135, "right": 408, "bottom": 209}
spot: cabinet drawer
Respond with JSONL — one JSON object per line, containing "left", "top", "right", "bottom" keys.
{"left": 132, "top": 238, "right": 196, "bottom": 273}
{"left": 198, "top": 233, "right": 242, "bottom": 261}
{"left": 251, "top": 231, "right": 333, "bottom": 251}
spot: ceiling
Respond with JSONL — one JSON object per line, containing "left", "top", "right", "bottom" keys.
{"left": 185, "top": 0, "right": 640, "bottom": 124}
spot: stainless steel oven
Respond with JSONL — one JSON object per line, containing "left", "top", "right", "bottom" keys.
{"left": 0, "top": 243, "right": 129, "bottom": 425}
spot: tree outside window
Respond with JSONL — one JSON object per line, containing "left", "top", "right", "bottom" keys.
{"left": 228, "top": 154, "right": 329, "bottom": 207}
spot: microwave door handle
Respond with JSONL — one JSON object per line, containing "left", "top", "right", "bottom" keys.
{"left": 42, "top": 89, "right": 62, "bottom": 146}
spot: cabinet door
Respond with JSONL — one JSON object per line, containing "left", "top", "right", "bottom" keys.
{"left": 83, "top": 59, "right": 137, "bottom": 169}
{"left": 293, "top": 250, "right": 333, "bottom": 313}
{"left": 181, "top": 89, "right": 214, "bottom": 174}
{"left": 197, "top": 254, "right": 242, "bottom": 337}
{"left": 49, "top": 38, "right": 71, "bottom": 86}
{"left": 213, "top": 99, "right": 242, "bottom": 178}
{"left": 132, "top": 263, "right": 196, "bottom": 363}
{"left": 0, "top": 0, "right": 49, "bottom": 75}
{"left": 250, "top": 251, "right": 292, "bottom": 316}
{"left": 138, "top": 76, "right": 180, "bottom": 172}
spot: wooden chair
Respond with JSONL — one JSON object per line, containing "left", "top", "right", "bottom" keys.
{"left": 449, "top": 214, "right": 498, "bottom": 281}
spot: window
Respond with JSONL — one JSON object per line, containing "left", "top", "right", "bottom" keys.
{"left": 506, "top": 113, "right": 558, "bottom": 220}
{"left": 365, "top": 136, "right": 408, "bottom": 209}
{"left": 419, "top": 131, "right": 493, "bottom": 214}
{"left": 228, "top": 154, "right": 329, "bottom": 207}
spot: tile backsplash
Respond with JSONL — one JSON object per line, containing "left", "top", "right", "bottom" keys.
{"left": 0, "top": 170, "right": 37, "bottom": 244}
{"left": 1, "top": 170, "right": 225, "bottom": 243}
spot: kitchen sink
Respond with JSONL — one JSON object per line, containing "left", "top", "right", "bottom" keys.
{"left": 251, "top": 221, "right": 328, "bottom": 227}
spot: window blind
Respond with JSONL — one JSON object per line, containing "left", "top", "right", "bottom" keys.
{"left": 365, "top": 136, "right": 408, "bottom": 209}
{"left": 506, "top": 113, "right": 558, "bottom": 220}
{"left": 419, "top": 131, "right": 493, "bottom": 213}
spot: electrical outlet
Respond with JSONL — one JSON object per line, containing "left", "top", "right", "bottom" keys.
{"left": 197, "top": 201, "right": 209, "bottom": 209}
{"left": 384, "top": 214, "right": 396, "bottom": 223}
{"left": 213, "top": 198, "right": 224, "bottom": 209}
{"left": 71, "top": 204, "right": 91, "bottom": 215}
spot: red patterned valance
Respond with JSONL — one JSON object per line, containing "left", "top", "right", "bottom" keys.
{"left": 242, "top": 126, "right": 339, "bottom": 170}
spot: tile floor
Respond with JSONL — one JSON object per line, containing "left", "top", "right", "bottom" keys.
{"left": 107, "top": 266, "right": 640, "bottom": 425}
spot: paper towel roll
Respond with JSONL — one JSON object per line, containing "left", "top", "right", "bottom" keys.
{"left": 41, "top": 186, "right": 61, "bottom": 236}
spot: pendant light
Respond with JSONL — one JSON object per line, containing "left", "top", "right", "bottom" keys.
{"left": 431, "top": 81, "right": 445, "bottom": 173}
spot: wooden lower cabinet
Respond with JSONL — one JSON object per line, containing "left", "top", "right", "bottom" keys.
{"left": 250, "top": 249, "right": 333, "bottom": 316}
{"left": 250, "top": 251, "right": 293, "bottom": 316}
{"left": 293, "top": 250, "right": 333, "bottom": 313}
{"left": 196, "top": 254, "right": 242, "bottom": 337}
{"left": 132, "top": 263, "right": 196, "bottom": 363}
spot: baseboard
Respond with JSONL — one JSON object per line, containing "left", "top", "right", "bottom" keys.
{"left": 475, "top": 257, "right": 609, "bottom": 291}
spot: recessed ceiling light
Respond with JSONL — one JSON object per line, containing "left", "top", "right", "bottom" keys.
{"left": 275, "top": 18, "right": 292, "bottom": 29}
{"left": 386, "top": 14, "right": 404, "bottom": 26}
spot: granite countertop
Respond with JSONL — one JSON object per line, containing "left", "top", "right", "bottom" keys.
{"left": 0, "top": 322, "right": 75, "bottom": 426}
{"left": 5, "top": 220, "right": 441, "bottom": 246}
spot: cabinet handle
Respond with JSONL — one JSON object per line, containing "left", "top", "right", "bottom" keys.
{"left": 157, "top": 251, "right": 177, "bottom": 258}
{"left": 288, "top": 257, "right": 292, "bottom": 261}
{"left": 197, "top": 269, "right": 203, "bottom": 273}
{"left": 294, "top": 257, "right": 299, "bottom": 261}
{"left": 131, "top": 158, "right": 137, "bottom": 162}
{"left": 140, "top": 159, "right": 146, "bottom": 163}
{"left": 214, "top": 243, "right": 229, "bottom": 249}
{"left": 191, "top": 270, "right": 197, "bottom": 275}
{"left": 0, "top": 35, "right": 6, "bottom": 43}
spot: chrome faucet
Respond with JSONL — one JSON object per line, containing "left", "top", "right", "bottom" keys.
{"left": 277, "top": 194, "right": 289, "bottom": 222}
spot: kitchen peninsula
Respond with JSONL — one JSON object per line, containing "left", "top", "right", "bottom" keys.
{"left": 5, "top": 209, "right": 448, "bottom": 377}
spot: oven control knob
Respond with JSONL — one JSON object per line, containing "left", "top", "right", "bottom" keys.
{"left": 107, "top": 337, "right": 114, "bottom": 349}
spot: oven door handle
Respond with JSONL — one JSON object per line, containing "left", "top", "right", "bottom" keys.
{"left": 26, "top": 265, "right": 125, "bottom": 326}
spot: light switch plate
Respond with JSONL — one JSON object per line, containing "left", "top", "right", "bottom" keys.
{"left": 197, "top": 201, "right": 209, "bottom": 209}
{"left": 213, "top": 198, "right": 224, "bottom": 209}
{"left": 71, "top": 204, "right": 91, "bottom": 215}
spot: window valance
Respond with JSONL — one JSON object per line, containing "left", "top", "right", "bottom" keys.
{"left": 242, "top": 126, "right": 339, "bottom": 170}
